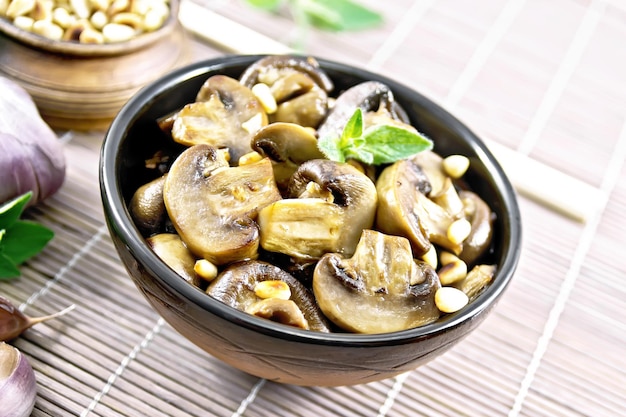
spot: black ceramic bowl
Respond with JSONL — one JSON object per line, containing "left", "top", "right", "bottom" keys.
{"left": 100, "top": 55, "right": 522, "bottom": 386}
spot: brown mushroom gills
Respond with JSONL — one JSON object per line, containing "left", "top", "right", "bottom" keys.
{"left": 163, "top": 144, "right": 281, "bottom": 265}
{"left": 313, "top": 230, "right": 441, "bottom": 334}
{"left": 207, "top": 260, "right": 331, "bottom": 332}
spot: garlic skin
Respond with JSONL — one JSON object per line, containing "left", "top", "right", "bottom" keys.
{"left": 0, "top": 342, "right": 37, "bottom": 417}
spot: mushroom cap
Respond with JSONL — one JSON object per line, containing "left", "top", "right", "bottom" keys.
{"left": 207, "top": 260, "right": 331, "bottom": 332}
{"left": 313, "top": 230, "right": 441, "bottom": 334}
{"left": 163, "top": 144, "right": 281, "bottom": 265}
{"left": 171, "top": 75, "right": 268, "bottom": 163}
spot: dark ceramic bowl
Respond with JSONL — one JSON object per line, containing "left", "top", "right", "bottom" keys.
{"left": 100, "top": 55, "right": 522, "bottom": 386}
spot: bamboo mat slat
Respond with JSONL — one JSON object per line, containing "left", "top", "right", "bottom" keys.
{"left": 2, "top": 0, "right": 626, "bottom": 416}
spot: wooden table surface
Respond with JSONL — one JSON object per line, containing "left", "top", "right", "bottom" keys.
{"left": 2, "top": 0, "right": 625, "bottom": 416}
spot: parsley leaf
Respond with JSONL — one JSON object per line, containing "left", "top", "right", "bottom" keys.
{"left": 318, "top": 108, "right": 434, "bottom": 165}
{"left": 0, "top": 192, "right": 54, "bottom": 280}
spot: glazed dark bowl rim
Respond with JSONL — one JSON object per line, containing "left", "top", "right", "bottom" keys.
{"left": 100, "top": 54, "right": 522, "bottom": 347}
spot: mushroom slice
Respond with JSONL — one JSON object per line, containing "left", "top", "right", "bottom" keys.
{"left": 458, "top": 191, "right": 495, "bottom": 265}
{"left": 207, "top": 260, "right": 331, "bottom": 332}
{"left": 171, "top": 75, "right": 268, "bottom": 163}
{"left": 454, "top": 264, "right": 496, "bottom": 301}
{"left": 129, "top": 174, "right": 167, "bottom": 236}
{"left": 259, "top": 159, "right": 377, "bottom": 259}
{"left": 271, "top": 88, "right": 328, "bottom": 128}
{"left": 317, "top": 81, "right": 405, "bottom": 141}
{"left": 410, "top": 151, "right": 447, "bottom": 197}
{"left": 163, "top": 144, "right": 281, "bottom": 265}
{"left": 313, "top": 230, "right": 441, "bottom": 334}
{"left": 269, "top": 72, "right": 316, "bottom": 103}
{"left": 251, "top": 122, "right": 326, "bottom": 191}
{"left": 376, "top": 158, "right": 464, "bottom": 257}
{"left": 258, "top": 198, "right": 345, "bottom": 260}
{"left": 239, "top": 55, "right": 334, "bottom": 93}
{"left": 146, "top": 233, "right": 200, "bottom": 287}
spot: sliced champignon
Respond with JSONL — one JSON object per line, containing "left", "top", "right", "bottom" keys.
{"left": 239, "top": 56, "right": 332, "bottom": 129}
{"left": 376, "top": 158, "right": 467, "bottom": 257}
{"left": 317, "top": 81, "right": 407, "bottom": 141}
{"left": 312, "top": 230, "right": 441, "bottom": 334}
{"left": 146, "top": 233, "right": 201, "bottom": 287}
{"left": 410, "top": 151, "right": 447, "bottom": 197}
{"left": 129, "top": 174, "right": 167, "bottom": 236}
{"left": 163, "top": 144, "right": 281, "bottom": 265}
{"left": 239, "top": 55, "right": 334, "bottom": 93}
{"left": 269, "top": 72, "right": 315, "bottom": 103}
{"left": 454, "top": 264, "right": 496, "bottom": 301}
{"left": 258, "top": 159, "right": 377, "bottom": 260}
{"left": 170, "top": 75, "right": 268, "bottom": 163}
{"left": 207, "top": 260, "right": 331, "bottom": 332}
{"left": 271, "top": 88, "right": 329, "bottom": 128}
{"left": 251, "top": 122, "right": 326, "bottom": 191}
{"left": 458, "top": 191, "right": 495, "bottom": 265}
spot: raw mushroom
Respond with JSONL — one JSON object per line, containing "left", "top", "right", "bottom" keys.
{"left": 146, "top": 233, "right": 200, "bottom": 287}
{"left": 129, "top": 174, "right": 167, "bottom": 236}
{"left": 458, "top": 191, "right": 495, "bottom": 265}
{"left": 313, "top": 230, "right": 441, "bottom": 333}
{"left": 207, "top": 260, "right": 331, "bottom": 332}
{"left": 258, "top": 159, "right": 377, "bottom": 260}
{"left": 170, "top": 75, "right": 268, "bottom": 163}
{"left": 251, "top": 122, "right": 326, "bottom": 192}
{"left": 376, "top": 158, "right": 462, "bottom": 257}
{"left": 317, "top": 81, "right": 407, "bottom": 141}
{"left": 163, "top": 144, "right": 281, "bottom": 265}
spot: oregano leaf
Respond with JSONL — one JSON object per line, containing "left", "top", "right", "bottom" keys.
{"left": 1, "top": 220, "right": 54, "bottom": 265}
{"left": 0, "top": 253, "right": 21, "bottom": 280}
{"left": 0, "top": 192, "right": 32, "bottom": 230}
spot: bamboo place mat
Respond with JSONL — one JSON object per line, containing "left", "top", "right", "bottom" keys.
{"left": 2, "top": 0, "right": 626, "bottom": 416}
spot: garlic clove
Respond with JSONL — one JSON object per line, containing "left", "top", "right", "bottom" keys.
{"left": 0, "top": 295, "right": 75, "bottom": 342}
{"left": 0, "top": 342, "right": 37, "bottom": 417}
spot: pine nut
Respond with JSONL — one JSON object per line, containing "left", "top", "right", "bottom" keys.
{"left": 254, "top": 280, "right": 292, "bottom": 300}
{"left": 443, "top": 154, "right": 470, "bottom": 179}
{"left": 89, "top": 9, "right": 107, "bottom": 28}
{"left": 6, "top": 0, "right": 35, "bottom": 18}
{"left": 435, "top": 287, "right": 469, "bottom": 313}
{"left": 447, "top": 217, "right": 472, "bottom": 245}
{"left": 438, "top": 258, "right": 467, "bottom": 285}
{"left": 32, "top": 19, "right": 64, "bottom": 39}
{"left": 421, "top": 244, "right": 438, "bottom": 269}
{"left": 252, "top": 83, "right": 278, "bottom": 114}
{"left": 193, "top": 259, "right": 218, "bottom": 282}
{"left": 238, "top": 151, "right": 263, "bottom": 166}
{"left": 12, "top": 15, "right": 34, "bottom": 30}
{"left": 101, "top": 22, "right": 135, "bottom": 42}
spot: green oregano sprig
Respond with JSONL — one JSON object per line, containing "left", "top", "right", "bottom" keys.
{"left": 0, "top": 192, "right": 54, "bottom": 280}
{"left": 317, "top": 108, "right": 434, "bottom": 165}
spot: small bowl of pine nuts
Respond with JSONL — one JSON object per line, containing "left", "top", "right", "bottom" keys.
{"left": 0, "top": 0, "right": 177, "bottom": 56}
{"left": 0, "top": 0, "right": 190, "bottom": 130}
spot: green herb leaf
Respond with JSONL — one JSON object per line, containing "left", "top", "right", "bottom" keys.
{"left": 1, "top": 220, "right": 54, "bottom": 265}
{"left": 318, "top": 108, "right": 434, "bottom": 165}
{"left": 298, "top": 0, "right": 383, "bottom": 31}
{"left": 0, "top": 253, "right": 21, "bottom": 280}
{"left": 340, "top": 106, "right": 363, "bottom": 144}
{"left": 360, "top": 124, "right": 434, "bottom": 164}
{"left": 317, "top": 135, "right": 345, "bottom": 163}
{"left": 244, "top": 0, "right": 283, "bottom": 11}
{"left": 0, "top": 192, "right": 54, "bottom": 281}
{"left": 0, "top": 192, "right": 32, "bottom": 230}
